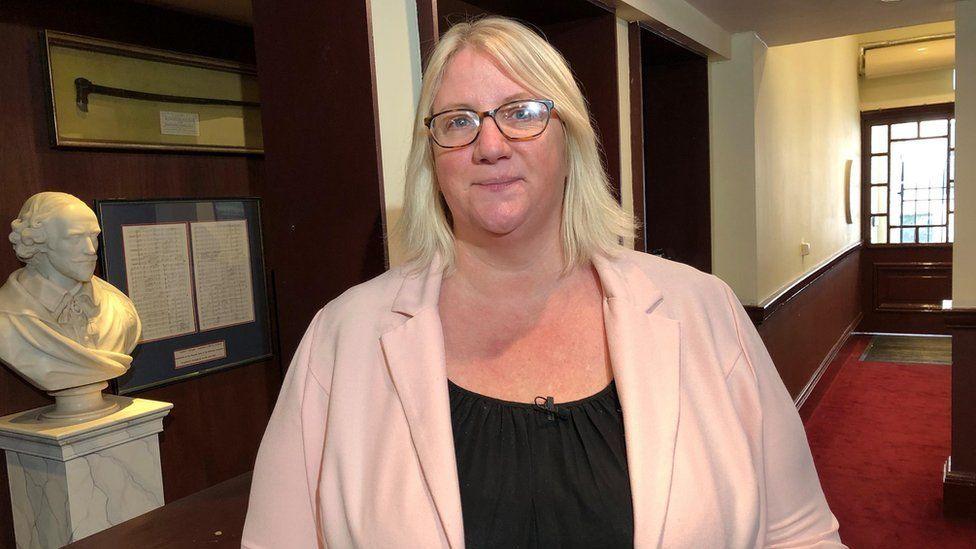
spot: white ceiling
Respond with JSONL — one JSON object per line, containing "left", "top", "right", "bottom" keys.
{"left": 684, "top": 0, "right": 956, "bottom": 46}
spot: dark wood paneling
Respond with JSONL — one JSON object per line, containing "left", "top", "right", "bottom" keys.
{"left": 430, "top": 0, "right": 621, "bottom": 198}
{"left": 944, "top": 309, "right": 976, "bottom": 517}
{"left": 746, "top": 242, "right": 861, "bottom": 325}
{"left": 874, "top": 262, "right": 952, "bottom": 311}
{"left": 638, "top": 26, "right": 711, "bottom": 272}
{"left": 754, "top": 246, "right": 863, "bottom": 399}
{"left": 859, "top": 246, "right": 953, "bottom": 333}
{"left": 0, "top": 3, "right": 275, "bottom": 547}
{"left": 251, "top": 0, "right": 387, "bottom": 360}
{"left": 417, "top": 0, "right": 440, "bottom": 68}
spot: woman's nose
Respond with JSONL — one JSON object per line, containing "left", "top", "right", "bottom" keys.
{"left": 472, "top": 117, "right": 512, "bottom": 162}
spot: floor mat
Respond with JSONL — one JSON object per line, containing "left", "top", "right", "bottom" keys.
{"left": 859, "top": 334, "right": 951, "bottom": 365}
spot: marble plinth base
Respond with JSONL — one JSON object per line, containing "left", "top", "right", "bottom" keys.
{"left": 0, "top": 396, "right": 173, "bottom": 548}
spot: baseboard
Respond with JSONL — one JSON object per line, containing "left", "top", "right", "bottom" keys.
{"left": 943, "top": 457, "right": 976, "bottom": 518}
{"left": 796, "top": 312, "right": 864, "bottom": 416}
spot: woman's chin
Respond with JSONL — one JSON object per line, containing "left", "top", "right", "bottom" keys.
{"left": 469, "top": 205, "right": 530, "bottom": 236}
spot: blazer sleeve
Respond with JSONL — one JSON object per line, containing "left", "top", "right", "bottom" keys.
{"left": 243, "top": 308, "right": 332, "bottom": 549}
{"left": 720, "top": 282, "right": 847, "bottom": 549}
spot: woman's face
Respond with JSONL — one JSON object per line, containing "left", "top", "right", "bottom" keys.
{"left": 431, "top": 47, "right": 568, "bottom": 241}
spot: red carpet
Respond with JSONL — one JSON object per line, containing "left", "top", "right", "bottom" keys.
{"left": 803, "top": 335, "right": 976, "bottom": 548}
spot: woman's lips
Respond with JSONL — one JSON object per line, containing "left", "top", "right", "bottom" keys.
{"left": 473, "top": 177, "right": 521, "bottom": 191}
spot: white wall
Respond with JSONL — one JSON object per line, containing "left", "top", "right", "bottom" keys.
{"left": 754, "top": 35, "right": 862, "bottom": 301}
{"left": 370, "top": 0, "right": 422, "bottom": 268}
{"left": 860, "top": 68, "right": 955, "bottom": 111}
{"left": 709, "top": 33, "right": 862, "bottom": 304}
{"left": 616, "top": 18, "right": 636, "bottom": 250}
{"left": 954, "top": 0, "right": 976, "bottom": 306}
{"left": 708, "top": 32, "right": 764, "bottom": 304}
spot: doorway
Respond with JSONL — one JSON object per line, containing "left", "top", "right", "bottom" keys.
{"left": 630, "top": 24, "right": 711, "bottom": 272}
{"left": 859, "top": 103, "right": 955, "bottom": 333}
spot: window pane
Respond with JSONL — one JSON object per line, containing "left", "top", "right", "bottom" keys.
{"left": 949, "top": 213, "right": 954, "bottom": 242}
{"left": 871, "top": 215, "right": 888, "bottom": 244}
{"left": 902, "top": 227, "right": 916, "bottom": 243}
{"left": 871, "top": 125, "right": 889, "bottom": 154}
{"left": 950, "top": 150, "right": 955, "bottom": 181}
{"left": 871, "top": 155, "right": 888, "bottom": 183}
{"left": 890, "top": 138, "right": 948, "bottom": 227}
{"left": 950, "top": 180, "right": 955, "bottom": 212}
{"left": 920, "top": 119, "right": 948, "bottom": 137}
{"left": 870, "top": 185, "right": 888, "bottom": 214}
{"left": 889, "top": 227, "right": 902, "bottom": 244}
{"left": 891, "top": 122, "right": 918, "bottom": 139}
{"left": 951, "top": 119, "right": 956, "bottom": 148}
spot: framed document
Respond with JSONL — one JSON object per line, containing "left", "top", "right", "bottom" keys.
{"left": 42, "top": 30, "right": 263, "bottom": 154}
{"left": 96, "top": 198, "right": 272, "bottom": 394}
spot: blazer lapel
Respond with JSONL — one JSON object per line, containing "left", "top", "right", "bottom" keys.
{"left": 379, "top": 259, "right": 465, "bottom": 548}
{"left": 593, "top": 254, "right": 681, "bottom": 548}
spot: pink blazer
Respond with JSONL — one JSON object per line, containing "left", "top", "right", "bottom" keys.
{"left": 242, "top": 249, "right": 844, "bottom": 548}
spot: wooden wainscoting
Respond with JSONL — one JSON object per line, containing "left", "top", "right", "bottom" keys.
{"left": 745, "top": 243, "right": 863, "bottom": 408}
{"left": 874, "top": 262, "right": 952, "bottom": 312}
{"left": 860, "top": 245, "right": 953, "bottom": 334}
{"left": 945, "top": 309, "right": 976, "bottom": 517}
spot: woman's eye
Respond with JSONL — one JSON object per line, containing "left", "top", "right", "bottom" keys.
{"left": 447, "top": 116, "right": 473, "bottom": 129}
{"left": 505, "top": 107, "right": 537, "bottom": 121}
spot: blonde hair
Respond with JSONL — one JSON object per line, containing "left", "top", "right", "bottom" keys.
{"left": 394, "top": 16, "right": 634, "bottom": 273}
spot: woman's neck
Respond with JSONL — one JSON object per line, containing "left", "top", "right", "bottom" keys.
{"left": 449, "top": 224, "right": 572, "bottom": 304}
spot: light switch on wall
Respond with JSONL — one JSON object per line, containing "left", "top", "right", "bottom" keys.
{"left": 800, "top": 241, "right": 811, "bottom": 257}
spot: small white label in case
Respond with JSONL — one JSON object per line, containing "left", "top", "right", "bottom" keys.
{"left": 174, "top": 340, "right": 226, "bottom": 369}
{"left": 160, "top": 111, "right": 200, "bottom": 136}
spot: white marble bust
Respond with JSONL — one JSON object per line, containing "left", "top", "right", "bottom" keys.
{"left": 0, "top": 192, "right": 141, "bottom": 421}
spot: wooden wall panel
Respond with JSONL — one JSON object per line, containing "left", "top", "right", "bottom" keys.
{"left": 752, "top": 246, "right": 863, "bottom": 401}
{"left": 945, "top": 310, "right": 976, "bottom": 516}
{"left": 873, "top": 262, "right": 952, "bottom": 311}
{"left": 250, "top": 0, "right": 387, "bottom": 360}
{"left": 0, "top": 3, "right": 274, "bottom": 546}
{"left": 859, "top": 246, "right": 953, "bottom": 333}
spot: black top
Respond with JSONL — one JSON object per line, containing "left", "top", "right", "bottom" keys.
{"left": 448, "top": 378, "right": 634, "bottom": 548}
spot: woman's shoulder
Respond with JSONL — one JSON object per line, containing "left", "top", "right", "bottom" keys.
{"left": 610, "top": 248, "right": 747, "bottom": 368}
{"left": 610, "top": 248, "right": 732, "bottom": 307}
{"left": 305, "top": 265, "right": 417, "bottom": 337}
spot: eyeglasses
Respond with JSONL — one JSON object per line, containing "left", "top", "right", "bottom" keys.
{"left": 424, "top": 99, "right": 555, "bottom": 149}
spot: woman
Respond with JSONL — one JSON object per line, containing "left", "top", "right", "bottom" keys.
{"left": 243, "top": 17, "right": 844, "bottom": 548}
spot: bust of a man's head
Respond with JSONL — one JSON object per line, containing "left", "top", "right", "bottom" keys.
{"left": 9, "top": 192, "right": 101, "bottom": 290}
{"left": 1, "top": 192, "right": 141, "bottom": 420}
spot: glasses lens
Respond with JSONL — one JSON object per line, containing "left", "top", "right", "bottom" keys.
{"left": 430, "top": 111, "right": 480, "bottom": 147}
{"left": 496, "top": 100, "right": 550, "bottom": 138}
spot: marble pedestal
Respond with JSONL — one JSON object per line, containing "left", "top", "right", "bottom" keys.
{"left": 0, "top": 396, "right": 173, "bottom": 548}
